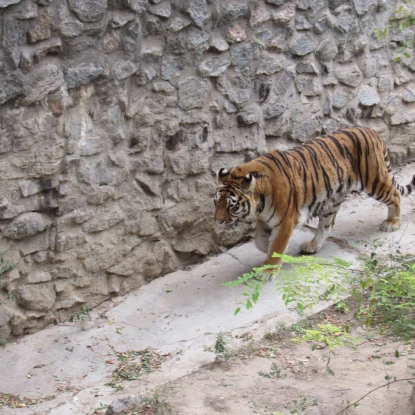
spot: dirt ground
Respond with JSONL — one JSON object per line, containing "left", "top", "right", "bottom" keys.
{"left": 140, "top": 302, "right": 415, "bottom": 415}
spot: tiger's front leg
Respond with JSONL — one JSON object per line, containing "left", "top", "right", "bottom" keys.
{"left": 262, "top": 219, "right": 295, "bottom": 277}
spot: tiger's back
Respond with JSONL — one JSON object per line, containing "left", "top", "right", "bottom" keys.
{"left": 214, "top": 127, "right": 415, "bottom": 267}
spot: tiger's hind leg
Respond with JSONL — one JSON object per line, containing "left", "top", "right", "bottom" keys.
{"left": 299, "top": 199, "right": 344, "bottom": 254}
{"left": 380, "top": 191, "right": 401, "bottom": 232}
{"left": 254, "top": 220, "right": 272, "bottom": 253}
{"left": 368, "top": 174, "right": 401, "bottom": 232}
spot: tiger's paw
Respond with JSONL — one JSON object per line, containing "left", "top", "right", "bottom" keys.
{"left": 261, "top": 268, "right": 279, "bottom": 281}
{"left": 299, "top": 241, "right": 319, "bottom": 254}
{"left": 380, "top": 219, "right": 401, "bottom": 232}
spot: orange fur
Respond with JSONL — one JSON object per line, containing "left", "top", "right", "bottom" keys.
{"left": 214, "top": 127, "right": 415, "bottom": 266}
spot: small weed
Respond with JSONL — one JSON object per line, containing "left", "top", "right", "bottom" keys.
{"left": 68, "top": 304, "right": 92, "bottom": 329}
{"left": 292, "top": 323, "right": 355, "bottom": 351}
{"left": 138, "top": 393, "right": 172, "bottom": 415}
{"left": 204, "top": 332, "right": 233, "bottom": 362}
{"left": 0, "top": 340, "right": 7, "bottom": 348}
{"left": 335, "top": 300, "right": 349, "bottom": 313}
{"left": 284, "top": 395, "right": 318, "bottom": 415}
{"left": 105, "top": 349, "right": 168, "bottom": 391}
{"left": 258, "top": 363, "right": 285, "bottom": 379}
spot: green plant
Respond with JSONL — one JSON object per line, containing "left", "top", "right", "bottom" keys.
{"left": 0, "top": 253, "right": 14, "bottom": 281}
{"left": 204, "top": 332, "right": 233, "bottom": 362}
{"left": 225, "top": 253, "right": 352, "bottom": 315}
{"left": 68, "top": 304, "right": 92, "bottom": 328}
{"left": 374, "top": 1, "right": 415, "bottom": 63}
{"left": 334, "top": 300, "right": 349, "bottom": 313}
{"left": 291, "top": 323, "right": 355, "bottom": 351}
{"left": 355, "top": 249, "right": 415, "bottom": 338}
{"left": 258, "top": 362, "right": 285, "bottom": 379}
{"left": 283, "top": 395, "right": 318, "bottom": 415}
{"left": 138, "top": 393, "right": 172, "bottom": 415}
{"left": 105, "top": 349, "right": 167, "bottom": 391}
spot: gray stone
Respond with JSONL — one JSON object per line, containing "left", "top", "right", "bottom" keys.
{"left": 391, "top": 110, "right": 415, "bottom": 126}
{"left": 231, "top": 41, "right": 262, "bottom": 68}
{"left": 126, "top": 0, "right": 148, "bottom": 13}
{"left": 353, "top": 0, "right": 371, "bottom": 16}
{"left": 265, "top": 0, "right": 287, "bottom": 4}
{"left": 185, "top": 0, "right": 209, "bottom": 28}
{"left": 335, "top": 67, "right": 362, "bottom": 87}
{"left": 289, "top": 35, "right": 316, "bottom": 56}
{"left": 0, "top": 324, "right": 11, "bottom": 342}
{"left": 236, "top": 104, "right": 261, "bottom": 125}
{"left": 68, "top": 0, "right": 107, "bottom": 22}
{"left": 210, "top": 35, "right": 229, "bottom": 52}
{"left": 0, "top": 0, "right": 20, "bottom": 7}
{"left": 334, "top": 11, "right": 355, "bottom": 34}
{"left": 169, "top": 16, "right": 191, "bottom": 32}
{"left": 0, "top": 63, "right": 24, "bottom": 105}
{"left": 262, "top": 102, "right": 285, "bottom": 119}
{"left": 295, "top": 76, "right": 322, "bottom": 96}
{"left": 2, "top": 17, "right": 27, "bottom": 48}
{"left": 198, "top": 53, "right": 231, "bottom": 77}
{"left": 60, "top": 21, "right": 84, "bottom": 37}
{"left": 274, "top": 70, "right": 294, "bottom": 98}
{"left": 358, "top": 85, "right": 380, "bottom": 106}
{"left": 316, "top": 38, "right": 338, "bottom": 62}
{"left": 328, "top": 0, "right": 349, "bottom": 9}
{"left": 112, "top": 11, "right": 135, "bottom": 28}
{"left": 123, "top": 19, "right": 141, "bottom": 52}
{"left": 295, "top": 15, "right": 312, "bottom": 30}
{"left": 112, "top": 60, "right": 138, "bottom": 81}
{"left": 148, "top": 1, "right": 171, "bottom": 18}
{"left": 250, "top": 4, "right": 270, "bottom": 27}
{"left": 333, "top": 92, "right": 347, "bottom": 109}
{"left": 0, "top": 306, "right": 12, "bottom": 327}
{"left": 161, "top": 54, "right": 189, "bottom": 80}
{"left": 19, "top": 178, "right": 58, "bottom": 197}
{"left": 22, "top": 64, "right": 64, "bottom": 105}
{"left": 323, "top": 96, "right": 331, "bottom": 116}
{"left": 27, "top": 10, "right": 52, "bottom": 43}
{"left": 3, "top": 213, "right": 52, "bottom": 240}
{"left": 152, "top": 80, "right": 176, "bottom": 94}
{"left": 188, "top": 27, "right": 210, "bottom": 50}
{"left": 17, "top": 283, "right": 56, "bottom": 311}
{"left": 271, "top": 5, "right": 295, "bottom": 25}
{"left": 221, "top": 1, "right": 249, "bottom": 23}
{"left": 82, "top": 209, "right": 124, "bottom": 233}
{"left": 359, "top": 56, "right": 379, "bottom": 78}
{"left": 296, "top": 60, "right": 318, "bottom": 74}
{"left": 388, "top": 145, "right": 407, "bottom": 166}
{"left": 65, "top": 63, "right": 103, "bottom": 89}
{"left": 217, "top": 73, "right": 251, "bottom": 105}
{"left": 178, "top": 77, "right": 210, "bottom": 110}
{"left": 14, "top": 1, "right": 37, "bottom": 19}
{"left": 256, "top": 56, "right": 285, "bottom": 75}
{"left": 403, "top": 89, "right": 415, "bottom": 103}
{"left": 27, "top": 270, "right": 52, "bottom": 284}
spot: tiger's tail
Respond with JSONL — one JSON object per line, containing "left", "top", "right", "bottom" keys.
{"left": 384, "top": 147, "right": 415, "bottom": 196}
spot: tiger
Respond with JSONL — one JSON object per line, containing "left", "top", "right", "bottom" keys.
{"left": 214, "top": 126, "right": 415, "bottom": 270}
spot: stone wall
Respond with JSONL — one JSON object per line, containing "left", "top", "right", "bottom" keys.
{"left": 1, "top": 0, "right": 415, "bottom": 339}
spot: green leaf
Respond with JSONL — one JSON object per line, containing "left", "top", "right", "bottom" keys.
{"left": 385, "top": 361, "right": 395, "bottom": 365}
{"left": 395, "top": 350, "right": 400, "bottom": 358}
{"left": 234, "top": 308, "right": 241, "bottom": 316}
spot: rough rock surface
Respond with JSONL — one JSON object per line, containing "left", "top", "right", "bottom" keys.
{"left": 0, "top": 0, "right": 414, "bottom": 339}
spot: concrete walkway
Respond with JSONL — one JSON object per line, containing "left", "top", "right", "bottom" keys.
{"left": 1, "top": 165, "right": 414, "bottom": 415}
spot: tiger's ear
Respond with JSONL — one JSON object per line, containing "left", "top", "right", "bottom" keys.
{"left": 242, "top": 173, "right": 256, "bottom": 192}
{"left": 217, "top": 168, "right": 230, "bottom": 182}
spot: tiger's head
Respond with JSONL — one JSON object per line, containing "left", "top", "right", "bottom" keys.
{"left": 214, "top": 168, "right": 257, "bottom": 230}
